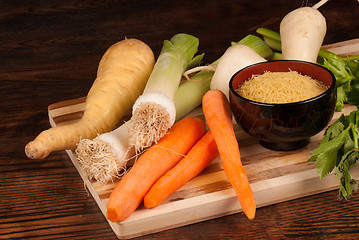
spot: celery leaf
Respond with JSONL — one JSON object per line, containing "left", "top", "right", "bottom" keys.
{"left": 310, "top": 109, "right": 359, "bottom": 200}
{"left": 335, "top": 149, "right": 359, "bottom": 200}
{"left": 310, "top": 127, "right": 349, "bottom": 179}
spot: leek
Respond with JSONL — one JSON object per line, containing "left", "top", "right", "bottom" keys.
{"left": 128, "top": 33, "right": 203, "bottom": 152}
{"left": 174, "top": 70, "right": 213, "bottom": 121}
{"left": 76, "top": 69, "right": 213, "bottom": 183}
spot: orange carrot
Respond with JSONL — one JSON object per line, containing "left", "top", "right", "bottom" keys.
{"left": 202, "top": 90, "right": 256, "bottom": 220}
{"left": 144, "top": 130, "right": 219, "bottom": 208}
{"left": 106, "top": 116, "right": 206, "bottom": 222}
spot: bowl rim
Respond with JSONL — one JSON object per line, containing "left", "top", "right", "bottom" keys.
{"left": 229, "top": 60, "right": 336, "bottom": 107}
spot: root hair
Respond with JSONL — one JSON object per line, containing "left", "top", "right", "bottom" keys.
{"left": 128, "top": 102, "right": 172, "bottom": 152}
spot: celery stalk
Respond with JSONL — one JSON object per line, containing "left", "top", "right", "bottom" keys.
{"left": 256, "top": 27, "right": 281, "bottom": 42}
{"left": 271, "top": 52, "right": 283, "bottom": 60}
{"left": 233, "top": 34, "right": 274, "bottom": 60}
{"left": 262, "top": 36, "right": 282, "bottom": 52}
{"left": 256, "top": 28, "right": 282, "bottom": 52}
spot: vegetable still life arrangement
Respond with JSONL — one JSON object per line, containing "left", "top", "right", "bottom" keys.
{"left": 25, "top": 0, "right": 359, "bottom": 233}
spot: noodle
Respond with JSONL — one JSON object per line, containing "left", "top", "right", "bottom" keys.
{"left": 236, "top": 71, "right": 328, "bottom": 104}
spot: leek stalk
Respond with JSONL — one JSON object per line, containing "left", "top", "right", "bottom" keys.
{"left": 129, "top": 33, "right": 204, "bottom": 151}
{"left": 174, "top": 70, "right": 213, "bottom": 121}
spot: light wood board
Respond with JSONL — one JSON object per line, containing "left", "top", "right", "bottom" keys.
{"left": 48, "top": 38, "right": 359, "bottom": 239}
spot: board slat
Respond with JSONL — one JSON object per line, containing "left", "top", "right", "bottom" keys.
{"left": 48, "top": 39, "right": 359, "bottom": 239}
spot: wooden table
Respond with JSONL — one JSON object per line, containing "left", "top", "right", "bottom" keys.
{"left": 1, "top": 0, "right": 359, "bottom": 239}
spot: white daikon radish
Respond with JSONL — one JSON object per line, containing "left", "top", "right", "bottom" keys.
{"left": 280, "top": 0, "right": 328, "bottom": 63}
{"left": 210, "top": 44, "right": 266, "bottom": 99}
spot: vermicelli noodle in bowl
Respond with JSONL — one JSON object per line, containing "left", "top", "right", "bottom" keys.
{"left": 229, "top": 60, "right": 336, "bottom": 151}
{"left": 236, "top": 70, "right": 328, "bottom": 104}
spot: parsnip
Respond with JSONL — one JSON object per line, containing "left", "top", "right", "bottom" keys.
{"left": 25, "top": 39, "right": 155, "bottom": 159}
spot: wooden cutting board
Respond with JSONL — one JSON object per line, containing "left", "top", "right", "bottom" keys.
{"left": 48, "top": 38, "right": 359, "bottom": 239}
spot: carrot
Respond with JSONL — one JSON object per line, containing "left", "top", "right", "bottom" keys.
{"left": 202, "top": 90, "right": 256, "bottom": 220}
{"left": 25, "top": 39, "right": 155, "bottom": 159}
{"left": 106, "top": 116, "right": 206, "bottom": 222}
{"left": 144, "top": 130, "right": 219, "bottom": 208}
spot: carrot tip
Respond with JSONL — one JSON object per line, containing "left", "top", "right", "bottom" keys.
{"left": 106, "top": 208, "right": 120, "bottom": 222}
{"left": 245, "top": 210, "right": 256, "bottom": 220}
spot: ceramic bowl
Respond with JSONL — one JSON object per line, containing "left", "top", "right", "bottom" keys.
{"left": 229, "top": 60, "right": 336, "bottom": 151}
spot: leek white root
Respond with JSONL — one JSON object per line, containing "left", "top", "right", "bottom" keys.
{"left": 75, "top": 121, "right": 135, "bottom": 183}
{"left": 130, "top": 94, "right": 175, "bottom": 149}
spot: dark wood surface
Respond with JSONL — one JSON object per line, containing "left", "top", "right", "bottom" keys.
{"left": 1, "top": 0, "right": 359, "bottom": 239}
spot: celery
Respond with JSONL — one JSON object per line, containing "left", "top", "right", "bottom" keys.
{"left": 232, "top": 34, "right": 274, "bottom": 60}
{"left": 270, "top": 52, "right": 283, "bottom": 61}
{"left": 256, "top": 28, "right": 282, "bottom": 52}
{"left": 262, "top": 36, "right": 282, "bottom": 52}
{"left": 309, "top": 110, "right": 359, "bottom": 200}
{"left": 256, "top": 27, "right": 281, "bottom": 42}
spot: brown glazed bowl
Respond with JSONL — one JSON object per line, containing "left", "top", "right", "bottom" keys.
{"left": 229, "top": 60, "right": 336, "bottom": 151}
